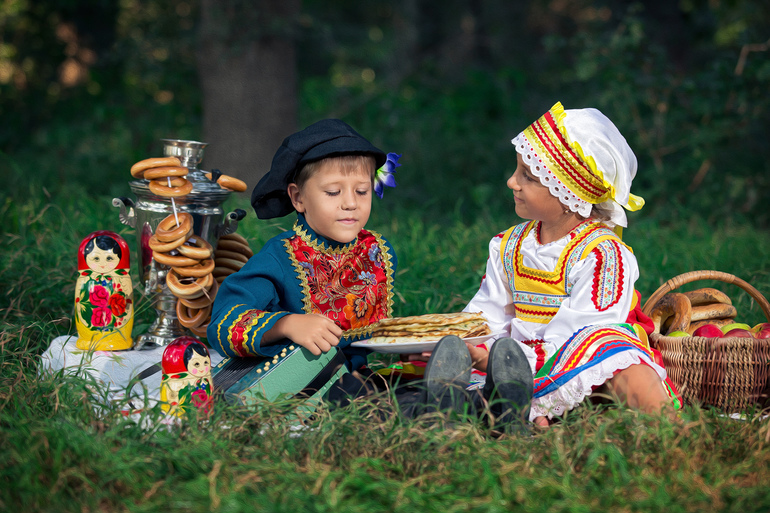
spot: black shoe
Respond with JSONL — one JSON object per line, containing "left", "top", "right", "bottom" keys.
{"left": 484, "top": 337, "right": 533, "bottom": 432}
{"left": 420, "top": 335, "right": 473, "bottom": 415}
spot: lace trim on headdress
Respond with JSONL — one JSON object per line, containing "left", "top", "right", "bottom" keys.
{"left": 512, "top": 133, "right": 592, "bottom": 218}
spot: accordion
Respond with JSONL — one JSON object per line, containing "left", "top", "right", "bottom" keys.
{"left": 212, "top": 344, "right": 348, "bottom": 411}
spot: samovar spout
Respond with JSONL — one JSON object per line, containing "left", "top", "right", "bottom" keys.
{"left": 215, "top": 208, "right": 247, "bottom": 239}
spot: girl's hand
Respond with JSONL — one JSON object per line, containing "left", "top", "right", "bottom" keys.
{"left": 401, "top": 352, "right": 431, "bottom": 362}
{"left": 465, "top": 342, "right": 489, "bottom": 372}
{"left": 266, "top": 314, "right": 342, "bottom": 355}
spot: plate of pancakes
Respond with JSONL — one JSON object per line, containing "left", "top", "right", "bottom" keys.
{"left": 351, "top": 312, "right": 501, "bottom": 353}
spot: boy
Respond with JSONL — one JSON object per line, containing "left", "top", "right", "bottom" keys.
{"left": 208, "top": 119, "right": 398, "bottom": 399}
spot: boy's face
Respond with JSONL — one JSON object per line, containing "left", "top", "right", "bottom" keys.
{"left": 288, "top": 159, "right": 372, "bottom": 243}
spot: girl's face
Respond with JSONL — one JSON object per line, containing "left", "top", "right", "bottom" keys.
{"left": 507, "top": 154, "right": 565, "bottom": 224}
{"left": 287, "top": 160, "right": 372, "bottom": 243}
{"left": 86, "top": 246, "right": 120, "bottom": 273}
{"left": 186, "top": 352, "right": 211, "bottom": 376}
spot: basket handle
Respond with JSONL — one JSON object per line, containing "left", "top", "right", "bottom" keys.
{"left": 641, "top": 270, "right": 770, "bottom": 321}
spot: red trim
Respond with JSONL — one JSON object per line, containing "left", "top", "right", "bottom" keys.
{"left": 538, "top": 112, "right": 605, "bottom": 198}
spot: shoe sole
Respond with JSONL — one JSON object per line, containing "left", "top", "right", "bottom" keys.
{"left": 485, "top": 337, "right": 533, "bottom": 427}
{"left": 423, "top": 335, "right": 472, "bottom": 413}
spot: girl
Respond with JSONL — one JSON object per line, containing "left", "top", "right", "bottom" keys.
{"left": 464, "top": 102, "right": 680, "bottom": 428}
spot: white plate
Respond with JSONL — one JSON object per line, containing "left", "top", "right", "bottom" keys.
{"left": 350, "top": 332, "right": 505, "bottom": 354}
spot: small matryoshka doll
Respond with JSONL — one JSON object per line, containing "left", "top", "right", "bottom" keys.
{"left": 160, "top": 336, "right": 214, "bottom": 416}
{"left": 74, "top": 230, "right": 134, "bottom": 351}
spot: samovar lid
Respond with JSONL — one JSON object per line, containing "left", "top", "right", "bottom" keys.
{"left": 161, "top": 139, "right": 207, "bottom": 168}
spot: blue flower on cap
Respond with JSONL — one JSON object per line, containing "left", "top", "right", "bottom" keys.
{"left": 374, "top": 153, "right": 401, "bottom": 199}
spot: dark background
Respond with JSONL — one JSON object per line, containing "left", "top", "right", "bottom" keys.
{"left": 2, "top": 0, "right": 769, "bottom": 227}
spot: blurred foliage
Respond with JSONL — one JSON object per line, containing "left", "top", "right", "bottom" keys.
{"left": 1, "top": 0, "right": 769, "bottom": 226}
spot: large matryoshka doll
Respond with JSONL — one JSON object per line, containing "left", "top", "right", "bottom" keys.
{"left": 160, "top": 336, "right": 214, "bottom": 416}
{"left": 74, "top": 230, "right": 134, "bottom": 350}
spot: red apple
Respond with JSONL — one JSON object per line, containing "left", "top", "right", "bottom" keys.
{"left": 752, "top": 323, "right": 770, "bottom": 339}
{"left": 723, "top": 328, "right": 754, "bottom": 338}
{"left": 692, "top": 324, "right": 725, "bottom": 338}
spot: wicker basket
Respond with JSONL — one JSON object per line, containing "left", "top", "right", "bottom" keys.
{"left": 641, "top": 270, "right": 770, "bottom": 412}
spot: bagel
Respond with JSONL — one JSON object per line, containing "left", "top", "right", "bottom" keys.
{"left": 180, "top": 280, "right": 218, "bottom": 309}
{"left": 683, "top": 287, "right": 732, "bottom": 306}
{"left": 213, "top": 266, "right": 237, "bottom": 279}
{"left": 148, "top": 233, "right": 187, "bottom": 253}
{"left": 687, "top": 318, "right": 736, "bottom": 335}
{"left": 172, "top": 258, "right": 215, "bottom": 278}
{"left": 166, "top": 270, "right": 214, "bottom": 299}
{"left": 690, "top": 302, "right": 737, "bottom": 322}
{"left": 189, "top": 322, "right": 210, "bottom": 338}
{"left": 175, "top": 300, "right": 211, "bottom": 329}
{"left": 149, "top": 178, "right": 193, "bottom": 198}
{"left": 216, "top": 238, "right": 253, "bottom": 256}
{"left": 215, "top": 257, "right": 245, "bottom": 272}
{"left": 219, "top": 232, "right": 250, "bottom": 246}
{"left": 649, "top": 292, "right": 692, "bottom": 335}
{"left": 177, "top": 236, "right": 213, "bottom": 260}
{"left": 214, "top": 249, "right": 249, "bottom": 264}
{"left": 143, "top": 166, "right": 189, "bottom": 180}
{"left": 155, "top": 213, "right": 193, "bottom": 243}
{"left": 152, "top": 250, "right": 201, "bottom": 268}
{"left": 130, "top": 156, "right": 181, "bottom": 178}
{"left": 205, "top": 172, "right": 247, "bottom": 192}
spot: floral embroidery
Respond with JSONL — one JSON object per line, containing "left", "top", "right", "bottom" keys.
{"left": 344, "top": 293, "right": 374, "bottom": 329}
{"left": 285, "top": 223, "right": 394, "bottom": 339}
{"left": 590, "top": 241, "right": 624, "bottom": 311}
{"left": 501, "top": 220, "right": 628, "bottom": 324}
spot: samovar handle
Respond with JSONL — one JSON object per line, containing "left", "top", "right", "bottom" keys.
{"left": 112, "top": 197, "right": 136, "bottom": 228}
{"left": 215, "top": 208, "right": 247, "bottom": 239}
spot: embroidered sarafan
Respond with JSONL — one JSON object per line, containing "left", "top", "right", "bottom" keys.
{"left": 286, "top": 220, "right": 395, "bottom": 339}
{"left": 500, "top": 220, "right": 629, "bottom": 322}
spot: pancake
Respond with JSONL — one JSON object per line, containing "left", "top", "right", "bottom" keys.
{"left": 368, "top": 312, "right": 490, "bottom": 343}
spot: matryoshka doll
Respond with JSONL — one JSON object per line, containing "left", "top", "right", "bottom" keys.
{"left": 160, "top": 336, "right": 214, "bottom": 416}
{"left": 74, "top": 230, "right": 134, "bottom": 350}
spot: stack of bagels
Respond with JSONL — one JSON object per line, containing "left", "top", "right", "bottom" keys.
{"left": 131, "top": 157, "right": 193, "bottom": 197}
{"left": 213, "top": 233, "right": 253, "bottom": 283}
{"left": 648, "top": 287, "right": 737, "bottom": 335}
{"left": 129, "top": 156, "right": 252, "bottom": 338}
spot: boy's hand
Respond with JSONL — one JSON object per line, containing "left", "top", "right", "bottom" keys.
{"left": 267, "top": 314, "right": 342, "bottom": 355}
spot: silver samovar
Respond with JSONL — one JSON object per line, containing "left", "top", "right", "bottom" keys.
{"left": 113, "top": 139, "right": 246, "bottom": 350}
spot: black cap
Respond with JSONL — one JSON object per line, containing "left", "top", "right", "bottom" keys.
{"left": 251, "top": 119, "right": 387, "bottom": 219}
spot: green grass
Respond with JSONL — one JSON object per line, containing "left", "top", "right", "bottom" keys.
{"left": 2, "top": 189, "right": 770, "bottom": 512}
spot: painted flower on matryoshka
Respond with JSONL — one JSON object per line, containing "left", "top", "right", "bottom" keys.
{"left": 160, "top": 336, "right": 214, "bottom": 415}
{"left": 74, "top": 230, "right": 134, "bottom": 350}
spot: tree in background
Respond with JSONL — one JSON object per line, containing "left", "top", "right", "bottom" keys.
{"left": 197, "top": 0, "right": 300, "bottom": 183}
{"left": 1, "top": 0, "right": 769, "bottom": 226}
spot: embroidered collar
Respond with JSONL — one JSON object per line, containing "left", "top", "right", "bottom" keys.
{"left": 534, "top": 219, "right": 595, "bottom": 245}
{"left": 293, "top": 213, "right": 359, "bottom": 254}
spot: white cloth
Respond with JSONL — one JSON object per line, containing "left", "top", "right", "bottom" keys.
{"left": 512, "top": 104, "right": 640, "bottom": 229}
{"left": 40, "top": 335, "right": 224, "bottom": 413}
{"left": 463, "top": 226, "right": 639, "bottom": 374}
